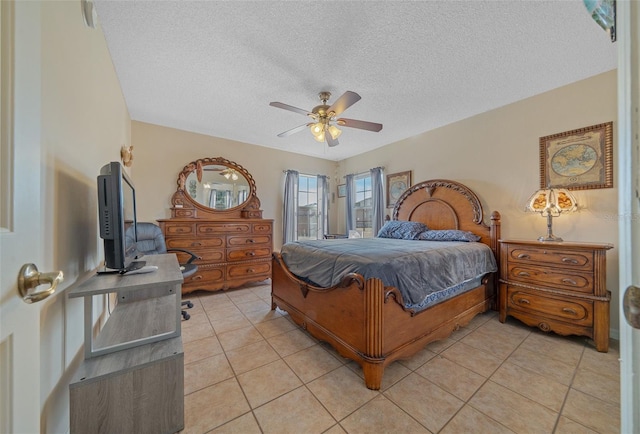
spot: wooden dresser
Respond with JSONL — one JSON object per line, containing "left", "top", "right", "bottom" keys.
{"left": 498, "top": 239, "right": 613, "bottom": 352}
{"left": 158, "top": 218, "right": 272, "bottom": 293}
{"left": 158, "top": 157, "right": 273, "bottom": 294}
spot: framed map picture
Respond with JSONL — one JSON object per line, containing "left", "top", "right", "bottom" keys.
{"left": 539, "top": 122, "right": 613, "bottom": 190}
{"left": 386, "top": 170, "right": 411, "bottom": 207}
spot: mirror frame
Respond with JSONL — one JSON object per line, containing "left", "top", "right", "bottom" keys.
{"left": 170, "top": 157, "right": 262, "bottom": 219}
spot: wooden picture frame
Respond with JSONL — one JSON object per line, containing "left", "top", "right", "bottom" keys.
{"left": 337, "top": 184, "right": 346, "bottom": 198}
{"left": 386, "top": 170, "right": 411, "bottom": 207}
{"left": 539, "top": 122, "right": 613, "bottom": 190}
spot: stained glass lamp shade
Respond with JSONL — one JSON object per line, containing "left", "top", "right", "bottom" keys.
{"left": 526, "top": 188, "right": 578, "bottom": 242}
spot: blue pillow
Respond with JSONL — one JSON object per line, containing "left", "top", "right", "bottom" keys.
{"left": 376, "top": 221, "right": 428, "bottom": 240}
{"left": 418, "top": 229, "right": 481, "bottom": 242}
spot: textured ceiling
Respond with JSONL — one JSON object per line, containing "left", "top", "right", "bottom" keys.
{"left": 93, "top": 0, "right": 616, "bottom": 161}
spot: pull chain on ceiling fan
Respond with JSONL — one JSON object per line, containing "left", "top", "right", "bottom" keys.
{"left": 269, "top": 91, "right": 383, "bottom": 147}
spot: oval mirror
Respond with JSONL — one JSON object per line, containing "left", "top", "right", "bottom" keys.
{"left": 184, "top": 164, "right": 250, "bottom": 210}
{"left": 175, "top": 157, "right": 257, "bottom": 215}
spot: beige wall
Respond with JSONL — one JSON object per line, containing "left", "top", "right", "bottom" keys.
{"left": 338, "top": 70, "right": 620, "bottom": 335}
{"left": 35, "top": 2, "right": 130, "bottom": 432}
{"left": 131, "top": 122, "right": 338, "bottom": 251}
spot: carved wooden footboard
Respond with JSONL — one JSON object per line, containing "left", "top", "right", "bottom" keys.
{"left": 272, "top": 253, "right": 495, "bottom": 389}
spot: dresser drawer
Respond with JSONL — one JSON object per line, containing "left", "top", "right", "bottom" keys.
{"left": 164, "top": 223, "right": 195, "bottom": 236}
{"left": 172, "top": 208, "right": 195, "bottom": 218}
{"left": 184, "top": 266, "right": 225, "bottom": 285}
{"left": 252, "top": 223, "right": 272, "bottom": 233}
{"left": 227, "top": 261, "right": 271, "bottom": 279}
{"left": 227, "top": 247, "right": 272, "bottom": 262}
{"left": 507, "top": 287, "right": 593, "bottom": 326}
{"left": 197, "top": 223, "right": 250, "bottom": 234}
{"left": 227, "top": 234, "right": 271, "bottom": 247}
{"left": 507, "top": 264, "right": 593, "bottom": 294}
{"left": 171, "top": 249, "right": 223, "bottom": 265}
{"left": 507, "top": 246, "right": 593, "bottom": 271}
{"left": 166, "top": 237, "right": 224, "bottom": 249}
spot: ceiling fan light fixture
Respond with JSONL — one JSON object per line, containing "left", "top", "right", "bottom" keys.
{"left": 328, "top": 125, "right": 342, "bottom": 140}
{"left": 310, "top": 122, "right": 324, "bottom": 136}
{"left": 271, "top": 90, "right": 383, "bottom": 147}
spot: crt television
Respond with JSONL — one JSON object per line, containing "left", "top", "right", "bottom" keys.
{"left": 97, "top": 162, "right": 143, "bottom": 272}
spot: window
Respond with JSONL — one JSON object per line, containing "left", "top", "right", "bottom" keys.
{"left": 297, "top": 174, "right": 319, "bottom": 240}
{"left": 354, "top": 173, "right": 373, "bottom": 238}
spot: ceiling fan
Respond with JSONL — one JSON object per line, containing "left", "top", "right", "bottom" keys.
{"left": 269, "top": 91, "right": 383, "bottom": 147}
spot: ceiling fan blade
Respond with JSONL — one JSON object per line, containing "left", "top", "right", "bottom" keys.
{"left": 269, "top": 101, "right": 313, "bottom": 117}
{"left": 326, "top": 133, "right": 339, "bottom": 147}
{"left": 327, "top": 91, "right": 361, "bottom": 117}
{"left": 336, "top": 118, "right": 383, "bottom": 132}
{"left": 277, "top": 123, "right": 310, "bottom": 137}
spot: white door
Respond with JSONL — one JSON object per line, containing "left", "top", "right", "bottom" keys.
{"left": 0, "top": 1, "right": 54, "bottom": 432}
{"left": 617, "top": 1, "right": 640, "bottom": 432}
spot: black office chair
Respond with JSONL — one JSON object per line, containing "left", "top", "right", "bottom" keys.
{"left": 135, "top": 222, "right": 200, "bottom": 320}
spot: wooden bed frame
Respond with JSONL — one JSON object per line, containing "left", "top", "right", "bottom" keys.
{"left": 271, "top": 179, "right": 501, "bottom": 389}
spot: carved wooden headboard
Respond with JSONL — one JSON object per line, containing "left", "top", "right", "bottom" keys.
{"left": 391, "top": 179, "right": 501, "bottom": 257}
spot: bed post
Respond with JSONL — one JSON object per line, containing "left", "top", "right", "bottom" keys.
{"left": 363, "top": 278, "right": 385, "bottom": 390}
{"left": 490, "top": 211, "right": 501, "bottom": 263}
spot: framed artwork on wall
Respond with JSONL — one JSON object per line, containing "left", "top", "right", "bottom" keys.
{"left": 539, "top": 122, "right": 613, "bottom": 190}
{"left": 386, "top": 170, "right": 411, "bottom": 207}
{"left": 337, "top": 184, "right": 346, "bottom": 198}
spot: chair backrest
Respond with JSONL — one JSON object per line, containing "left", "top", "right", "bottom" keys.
{"left": 135, "top": 222, "right": 168, "bottom": 255}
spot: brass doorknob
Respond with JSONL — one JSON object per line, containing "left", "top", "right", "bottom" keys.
{"left": 17, "top": 263, "right": 63, "bottom": 304}
{"left": 623, "top": 285, "right": 640, "bottom": 329}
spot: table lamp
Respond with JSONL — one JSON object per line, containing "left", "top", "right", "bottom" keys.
{"left": 526, "top": 188, "right": 577, "bottom": 242}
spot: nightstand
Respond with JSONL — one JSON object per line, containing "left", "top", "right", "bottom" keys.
{"left": 498, "top": 239, "right": 613, "bottom": 352}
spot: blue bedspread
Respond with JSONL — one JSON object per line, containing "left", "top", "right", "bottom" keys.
{"left": 280, "top": 238, "right": 497, "bottom": 310}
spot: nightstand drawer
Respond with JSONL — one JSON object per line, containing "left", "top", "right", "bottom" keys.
{"left": 507, "top": 246, "right": 593, "bottom": 271}
{"left": 507, "top": 287, "right": 593, "bottom": 326}
{"left": 507, "top": 264, "right": 593, "bottom": 294}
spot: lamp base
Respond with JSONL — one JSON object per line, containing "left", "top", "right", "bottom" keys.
{"left": 538, "top": 235, "right": 564, "bottom": 242}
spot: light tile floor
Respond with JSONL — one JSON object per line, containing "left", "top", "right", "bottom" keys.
{"left": 180, "top": 280, "right": 621, "bottom": 434}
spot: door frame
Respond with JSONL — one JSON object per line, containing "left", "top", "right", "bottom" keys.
{"left": 616, "top": 1, "right": 639, "bottom": 432}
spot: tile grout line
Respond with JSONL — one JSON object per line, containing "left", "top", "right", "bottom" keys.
{"left": 550, "top": 344, "right": 586, "bottom": 434}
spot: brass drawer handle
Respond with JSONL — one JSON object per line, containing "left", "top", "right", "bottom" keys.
{"left": 246, "top": 239, "right": 255, "bottom": 243}
{"left": 191, "top": 242, "right": 202, "bottom": 246}
{"left": 562, "top": 307, "right": 577, "bottom": 315}
{"left": 517, "top": 271, "right": 531, "bottom": 277}
{"left": 192, "top": 275, "right": 203, "bottom": 280}
{"left": 236, "top": 227, "right": 243, "bottom": 231}
{"left": 517, "top": 253, "right": 531, "bottom": 259}
{"left": 561, "top": 278, "right": 578, "bottom": 286}
{"left": 562, "top": 257, "right": 579, "bottom": 264}
{"left": 517, "top": 298, "right": 530, "bottom": 305}
{"left": 247, "top": 268, "right": 255, "bottom": 273}
{"left": 246, "top": 251, "right": 256, "bottom": 256}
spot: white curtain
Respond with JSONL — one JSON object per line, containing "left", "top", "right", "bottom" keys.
{"left": 370, "top": 166, "right": 385, "bottom": 235}
{"left": 283, "top": 170, "right": 299, "bottom": 244}
{"left": 345, "top": 173, "right": 356, "bottom": 232}
{"left": 317, "top": 175, "right": 329, "bottom": 239}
